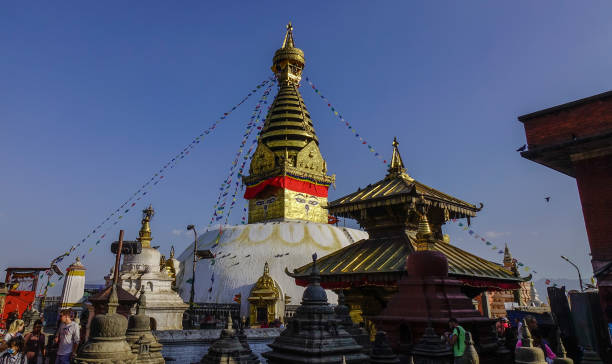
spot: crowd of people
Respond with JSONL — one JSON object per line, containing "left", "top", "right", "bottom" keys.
{"left": 0, "top": 310, "right": 80, "bottom": 364}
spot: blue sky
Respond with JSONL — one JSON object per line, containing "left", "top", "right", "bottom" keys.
{"left": 1, "top": 2, "right": 610, "bottom": 294}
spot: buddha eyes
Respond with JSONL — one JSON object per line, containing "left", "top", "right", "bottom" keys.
{"left": 294, "top": 198, "right": 318, "bottom": 206}
{"left": 295, "top": 198, "right": 306, "bottom": 203}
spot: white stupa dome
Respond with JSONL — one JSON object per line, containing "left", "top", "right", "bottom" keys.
{"left": 176, "top": 221, "right": 367, "bottom": 316}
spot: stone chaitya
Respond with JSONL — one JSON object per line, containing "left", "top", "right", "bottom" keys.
{"left": 335, "top": 290, "right": 370, "bottom": 354}
{"left": 125, "top": 291, "right": 164, "bottom": 364}
{"left": 374, "top": 214, "right": 500, "bottom": 362}
{"left": 75, "top": 284, "right": 137, "bottom": 364}
{"left": 200, "top": 315, "right": 260, "bottom": 364}
{"left": 263, "top": 255, "right": 368, "bottom": 364}
{"left": 369, "top": 332, "right": 400, "bottom": 364}
{"left": 107, "top": 205, "right": 188, "bottom": 330}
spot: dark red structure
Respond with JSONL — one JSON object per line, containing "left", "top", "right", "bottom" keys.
{"left": 375, "top": 247, "right": 501, "bottom": 363}
{"left": 518, "top": 90, "right": 612, "bottom": 323}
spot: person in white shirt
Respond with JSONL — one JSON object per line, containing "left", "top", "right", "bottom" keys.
{"left": 55, "top": 310, "right": 80, "bottom": 364}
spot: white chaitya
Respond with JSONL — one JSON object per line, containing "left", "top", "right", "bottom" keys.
{"left": 107, "top": 206, "right": 188, "bottom": 330}
{"left": 176, "top": 221, "right": 367, "bottom": 320}
{"left": 59, "top": 257, "right": 86, "bottom": 313}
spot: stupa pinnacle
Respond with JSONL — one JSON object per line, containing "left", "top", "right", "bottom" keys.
{"left": 243, "top": 22, "right": 335, "bottom": 224}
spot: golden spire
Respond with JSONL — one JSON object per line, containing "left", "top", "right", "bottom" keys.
{"left": 282, "top": 21, "right": 295, "bottom": 48}
{"left": 271, "top": 22, "right": 305, "bottom": 85}
{"left": 243, "top": 23, "right": 334, "bottom": 224}
{"left": 387, "top": 137, "right": 409, "bottom": 179}
{"left": 416, "top": 212, "right": 433, "bottom": 251}
{"left": 137, "top": 205, "right": 154, "bottom": 248}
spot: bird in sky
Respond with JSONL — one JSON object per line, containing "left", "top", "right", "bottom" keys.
{"left": 545, "top": 197, "right": 551, "bottom": 202}
{"left": 516, "top": 144, "right": 527, "bottom": 152}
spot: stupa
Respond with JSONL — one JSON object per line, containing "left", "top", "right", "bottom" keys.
{"left": 369, "top": 332, "right": 400, "bottom": 364}
{"left": 125, "top": 291, "right": 165, "bottom": 364}
{"left": 176, "top": 23, "right": 367, "bottom": 319}
{"left": 200, "top": 315, "right": 260, "bottom": 364}
{"left": 107, "top": 205, "right": 188, "bottom": 330}
{"left": 335, "top": 290, "right": 370, "bottom": 354}
{"left": 75, "top": 284, "right": 137, "bottom": 364}
{"left": 373, "top": 213, "right": 500, "bottom": 360}
{"left": 59, "top": 257, "right": 87, "bottom": 314}
{"left": 262, "top": 255, "right": 369, "bottom": 364}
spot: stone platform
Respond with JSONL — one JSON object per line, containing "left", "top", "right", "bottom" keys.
{"left": 154, "top": 328, "right": 282, "bottom": 363}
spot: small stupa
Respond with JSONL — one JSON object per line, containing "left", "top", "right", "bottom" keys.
{"left": 75, "top": 284, "right": 137, "bottom": 364}
{"left": 335, "top": 290, "right": 371, "bottom": 354}
{"left": 514, "top": 319, "right": 546, "bottom": 364}
{"left": 369, "top": 331, "right": 400, "bottom": 364}
{"left": 411, "top": 325, "right": 452, "bottom": 364}
{"left": 552, "top": 328, "right": 573, "bottom": 364}
{"left": 126, "top": 290, "right": 164, "bottom": 364}
{"left": 263, "top": 254, "right": 368, "bottom": 364}
{"left": 200, "top": 315, "right": 260, "bottom": 364}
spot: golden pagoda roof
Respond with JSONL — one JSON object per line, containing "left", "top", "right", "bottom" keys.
{"left": 290, "top": 230, "right": 526, "bottom": 283}
{"left": 328, "top": 139, "right": 480, "bottom": 218}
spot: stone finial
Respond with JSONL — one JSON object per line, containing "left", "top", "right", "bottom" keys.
{"left": 464, "top": 331, "right": 479, "bottom": 364}
{"left": 552, "top": 328, "right": 574, "bottom": 364}
{"left": 514, "top": 319, "right": 547, "bottom": 364}
{"left": 370, "top": 331, "right": 400, "bottom": 364}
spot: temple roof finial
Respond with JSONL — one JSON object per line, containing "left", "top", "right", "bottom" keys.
{"left": 387, "top": 137, "right": 408, "bottom": 178}
{"left": 503, "top": 243, "right": 513, "bottom": 264}
{"left": 282, "top": 21, "right": 295, "bottom": 48}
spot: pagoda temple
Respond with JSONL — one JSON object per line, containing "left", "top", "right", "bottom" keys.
{"left": 289, "top": 139, "right": 528, "bottom": 327}
{"left": 176, "top": 23, "right": 367, "bottom": 319}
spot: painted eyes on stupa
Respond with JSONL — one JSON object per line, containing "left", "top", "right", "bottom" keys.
{"left": 295, "top": 198, "right": 306, "bottom": 204}
{"left": 294, "top": 197, "right": 319, "bottom": 206}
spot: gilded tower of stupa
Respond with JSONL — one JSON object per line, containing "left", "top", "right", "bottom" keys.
{"left": 243, "top": 22, "right": 335, "bottom": 224}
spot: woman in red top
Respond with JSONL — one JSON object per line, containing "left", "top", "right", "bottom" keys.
{"left": 23, "top": 320, "right": 45, "bottom": 364}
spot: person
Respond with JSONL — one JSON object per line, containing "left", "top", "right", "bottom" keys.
{"left": 516, "top": 328, "right": 556, "bottom": 364}
{"left": 0, "top": 336, "right": 28, "bottom": 364}
{"left": 447, "top": 318, "right": 466, "bottom": 364}
{"left": 3, "top": 321, "right": 24, "bottom": 342}
{"left": 55, "top": 310, "right": 79, "bottom": 364}
{"left": 23, "top": 320, "right": 45, "bottom": 364}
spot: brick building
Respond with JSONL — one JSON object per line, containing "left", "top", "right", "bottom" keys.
{"left": 518, "top": 90, "right": 612, "bottom": 323}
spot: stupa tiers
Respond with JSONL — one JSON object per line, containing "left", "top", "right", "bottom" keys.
{"left": 374, "top": 215, "right": 500, "bottom": 361}
{"left": 242, "top": 22, "right": 334, "bottom": 224}
{"left": 125, "top": 291, "right": 165, "bottom": 364}
{"left": 290, "top": 139, "right": 527, "bottom": 323}
{"left": 262, "top": 255, "right": 369, "bottom": 364}
{"left": 200, "top": 315, "right": 260, "bottom": 364}
{"left": 106, "top": 205, "right": 188, "bottom": 330}
{"left": 75, "top": 284, "right": 137, "bottom": 364}
{"left": 176, "top": 23, "right": 367, "bottom": 318}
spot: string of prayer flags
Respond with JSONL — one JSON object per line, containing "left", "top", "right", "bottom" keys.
{"left": 209, "top": 81, "right": 275, "bottom": 227}
{"left": 59, "top": 77, "right": 272, "bottom": 270}
{"left": 305, "top": 77, "right": 388, "bottom": 166}
{"left": 450, "top": 218, "right": 540, "bottom": 278}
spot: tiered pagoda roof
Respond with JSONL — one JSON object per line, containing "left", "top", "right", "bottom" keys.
{"left": 290, "top": 138, "right": 527, "bottom": 291}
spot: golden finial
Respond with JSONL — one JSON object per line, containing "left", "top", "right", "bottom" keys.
{"left": 416, "top": 212, "right": 433, "bottom": 251}
{"left": 282, "top": 21, "right": 295, "bottom": 48}
{"left": 503, "top": 243, "right": 512, "bottom": 264}
{"left": 263, "top": 262, "right": 270, "bottom": 275}
{"left": 169, "top": 245, "right": 175, "bottom": 259}
{"left": 137, "top": 205, "right": 154, "bottom": 248}
{"left": 387, "top": 137, "right": 409, "bottom": 179}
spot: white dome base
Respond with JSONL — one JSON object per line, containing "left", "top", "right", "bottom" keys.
{"left": 176, "top": 221, "right": 367, "bottom": 318}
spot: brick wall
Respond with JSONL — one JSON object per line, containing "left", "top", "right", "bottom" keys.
{"left": 521, "top": 97, "right": 612, "bottom": 148}
{"left": 574, "top": 154, "right": 612, "bottom": 261}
